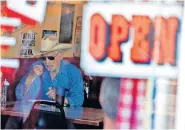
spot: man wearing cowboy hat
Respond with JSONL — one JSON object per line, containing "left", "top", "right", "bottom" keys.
{"left": 15, "top": 35, "right": 84, "bottom": 107}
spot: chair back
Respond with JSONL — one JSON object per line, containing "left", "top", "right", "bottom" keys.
{"left": 23, "top": 100, "right": 67, "bottom": 129}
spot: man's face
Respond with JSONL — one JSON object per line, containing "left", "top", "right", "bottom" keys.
{"left": 42, "top": 51, "right": 63, "bottom": 72}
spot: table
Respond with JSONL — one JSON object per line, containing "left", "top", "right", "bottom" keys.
{"left": 1, "top": 101, "right": 104, "bottom": 126}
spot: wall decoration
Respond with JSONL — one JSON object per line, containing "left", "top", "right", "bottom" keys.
{"left": 42, "top": 30, "right": 57, "bottom": 38}
{"left": 74, "top": 16, "right": 82, "bottom": 44}
{"left": 59, "top": 3, "right": 75, "bottom": 43}
{"left": 20, "top": 32, "right": 36, "bottom": 58}
{"left": 75, "top": 16, "right": 82, "bottom": 32}
{"left": 74, "top": 16, "right": 82, "bottom": 57}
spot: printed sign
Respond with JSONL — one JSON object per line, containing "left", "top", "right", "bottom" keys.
{"left": 81, "top": 3, "right": 182, "bottom": 78}
{"left": 20, "top": 32, "right": 36, "bottom": 58}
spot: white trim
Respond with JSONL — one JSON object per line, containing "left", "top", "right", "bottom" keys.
{"left": 0, "top": 36, "right": 16, "bottom": 46}
{"left": 7, "top": 0, "right": 47, "bottom": 23}
{"left": 175, "top": 1, "right": 185, "bottom": 129}
{"left": 0, "top": 17, "right": 21, "bottom": 27}
{"left": 82, "top": 64, "right": 178, "bottom": 79}
{"left": 0, "top": 59, "right": 20, "bottom": 68}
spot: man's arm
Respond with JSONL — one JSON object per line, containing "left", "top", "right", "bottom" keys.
{"left": 15, "top": 71, "right": 34, "bottom": 100}
{"left": 15, "top": 61, "right": 42, "bottom": 100}
{"left": 66, "top": 69, "right": 84, "bottom": 107}
{"left": 15, "top": 75, "right": 41, "bottom": 101}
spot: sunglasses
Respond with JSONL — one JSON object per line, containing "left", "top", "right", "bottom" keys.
{"left": 40, "top": 52, "right": 60, "bottom": 61}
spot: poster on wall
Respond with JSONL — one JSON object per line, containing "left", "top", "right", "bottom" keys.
{"left": 59, "top": 3, "right": 75, "bottom": 43}
{"left": 42, "top": 30, "right": 57, "bottom": 38}
{"left": 20, "top": 32, "right": 36, "bottom": 58}
{"left": 74, "top": 16, "right": 82, "bottom": 57}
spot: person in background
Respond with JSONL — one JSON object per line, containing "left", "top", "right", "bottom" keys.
{"left": 99, "top": 78, "right": 121, "bottom": 129}
{"left": 15, "top": 35, "right": 84, "bottom": 107}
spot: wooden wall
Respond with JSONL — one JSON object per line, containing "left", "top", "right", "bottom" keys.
{"left": 1, "top": 1, "right": 86, "bottom": 58}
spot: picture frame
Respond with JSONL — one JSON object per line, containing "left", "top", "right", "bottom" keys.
{"left": 42, "top": 30, "right": 57, "bottom": 38}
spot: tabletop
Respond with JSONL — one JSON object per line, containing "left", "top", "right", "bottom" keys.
{"left": 1, "top": 101, "right": 104, "bottom": 126}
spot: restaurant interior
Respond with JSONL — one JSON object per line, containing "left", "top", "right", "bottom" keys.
{"left": 1, "top": 1, "right": 104, "bottom": 129}
{"left": 1, "top": 0, "right": 185, "bottom": 129}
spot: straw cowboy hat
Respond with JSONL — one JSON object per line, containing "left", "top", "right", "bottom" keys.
{"left": 33, "top": 35, "right": 72, "bottom": 56}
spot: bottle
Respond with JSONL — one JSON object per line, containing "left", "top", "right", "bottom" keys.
{"left": 85, "top": 82, "right": 89, "bottom": 99}
{"left": 1, "top": 79, "right": 9, "bottom": 109}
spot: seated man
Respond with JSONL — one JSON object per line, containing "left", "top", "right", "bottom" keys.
{"left": 15, "top": 35, "right": 84, "bottom": 107}
{"left": 99, "top": 78, "right": 121, "bottom": 129}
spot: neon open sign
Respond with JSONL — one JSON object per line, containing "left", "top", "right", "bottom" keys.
{"left": 89, "top": 14, "right": 178, "bottom": 64}
{"left": 81, "top": 3, "right": 183, "bottom": 78}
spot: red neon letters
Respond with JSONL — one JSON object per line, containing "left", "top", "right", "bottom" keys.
{"left": 89, "top": 14, "right": 107, "bottom": 61}
{"left": 89, "top": 13, "right": 179, "bottom": 65}
{"left": 131, "top": 16, "right": 150, "bottom": 63}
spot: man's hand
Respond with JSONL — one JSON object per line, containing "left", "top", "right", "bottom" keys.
{"left": 24, "top": 65, "right": 43, "bottom": 95}
{"left": 64, "top": 98, "right": 68, "bottom": 105}
{"left": 46, "top": 87, "right": 56, "bottom": 100}
{"left": 32, "top": 65, "right": 43, "bottom": 76}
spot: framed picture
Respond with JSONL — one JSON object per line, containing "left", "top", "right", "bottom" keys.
{"left": 42, "top": 30, "right": 57, "bottom": 38}
{"left": 59, "top": 3, "right": 75, "bottom": 43}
